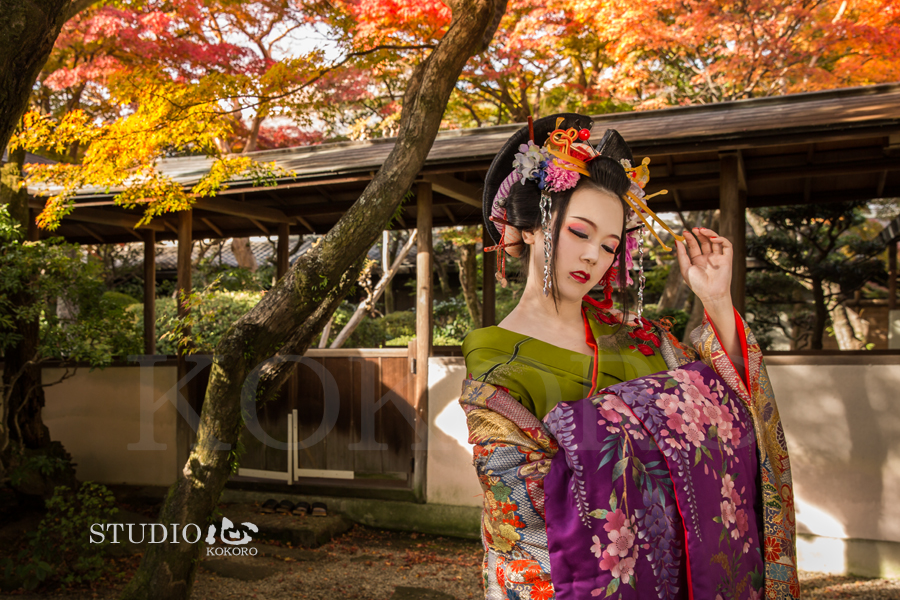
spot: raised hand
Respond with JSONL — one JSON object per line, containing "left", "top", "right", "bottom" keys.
{"left": 674, "top": 227, "right": 733, "bottom": 306}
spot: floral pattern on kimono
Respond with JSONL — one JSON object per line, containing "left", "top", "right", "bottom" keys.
{"left": 543, "top": 361, "right": 765, "bottom": 600}
{"left": 459, "top": 306, "right": 799, "bottom": 600}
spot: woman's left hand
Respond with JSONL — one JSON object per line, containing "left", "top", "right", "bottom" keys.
{"left": 674, "top": 227, "right": 733, "bottom": 306}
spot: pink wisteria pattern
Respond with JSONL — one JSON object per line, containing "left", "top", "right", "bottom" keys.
{"left": 544, "top": 362, "right": 765, "bottom": 600}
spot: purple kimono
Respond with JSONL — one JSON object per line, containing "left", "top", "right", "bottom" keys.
{"left": 459, "top": 311, "right": 798, "bottom": 600}
{"left": 544, "top": 361, "right": 764, "bottom": 599}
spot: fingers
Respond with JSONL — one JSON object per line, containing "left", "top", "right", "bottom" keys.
{"left": 683, "top": 229, "right": 702, "bottom": 259}
{"left": 674, "top": 239, "right": 693, "bottom": 286}
{"left": 692, "top": 228, "right": 732, "bottom": 256}
{"left": 692, "top": 227, "right": 713, "bottom": 255}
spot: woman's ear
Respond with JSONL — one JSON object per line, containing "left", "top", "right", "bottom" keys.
{"left": 521, "top": 228, "right": 536, "bottom": 245}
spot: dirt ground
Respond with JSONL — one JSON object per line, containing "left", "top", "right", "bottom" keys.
{"left": 1, "top": 491, "right": 899, "bottom": 599}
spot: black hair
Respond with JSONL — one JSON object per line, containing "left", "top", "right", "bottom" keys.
{"left": 502, "top": 126, "right": 635, "bottom": 314}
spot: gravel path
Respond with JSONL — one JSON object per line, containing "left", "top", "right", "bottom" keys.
{"left": 2, "top": 520, "right": 899, "bottom": 599}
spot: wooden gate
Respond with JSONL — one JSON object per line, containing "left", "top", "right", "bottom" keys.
{"left": 234, "top": 347, "right": 420, "bottom": 489}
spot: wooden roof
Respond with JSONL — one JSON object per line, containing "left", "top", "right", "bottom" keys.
{"left": 30, "top": 83, "right": 900, "bottom": 245}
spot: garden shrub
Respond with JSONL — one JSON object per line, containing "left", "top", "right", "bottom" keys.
{"left": 153, "top": 290, "right": 263, "bottom": 354}
{"left": 1, "top": 483, "right": 118, "bottom": 591}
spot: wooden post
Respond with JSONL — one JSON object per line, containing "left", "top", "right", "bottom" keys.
{"left": 27, "top": 209, "right": 38, "bottom": 242}
{"left": 482, "top": 225, "right": 496, "bottom": 328}
{"left": 889, "top": 241, "right": 897, "bottom": 311}
{"left": 413, "top": 182, "right": 433, "bottom": 502}
{"left": 277, "top": 222, "right": 290, "bottom": 279}
{"left": 143, "top": 229, "right": 156, "bottom": 355}
{"left": 719, "top": 152, "right": 746, "bottom": 315}
{"left": 176, "top": 209, "right": 193, "bottom": 472}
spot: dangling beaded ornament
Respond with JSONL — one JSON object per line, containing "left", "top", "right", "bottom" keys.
{"left": 637, "top": 226, "right": 646, "bottom": 320}
{"left": 540, "top": 191, "right": 553, "bottom": 296}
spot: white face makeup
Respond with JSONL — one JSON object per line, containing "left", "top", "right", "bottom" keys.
{"left": 541, "top": 186, "right": 624, "bottom": 303}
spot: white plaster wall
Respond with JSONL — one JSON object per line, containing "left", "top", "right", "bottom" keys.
{"left": 768, "top": 362, "right": 900, "bottom": 545}
{"left": 426, "top": 357, "right": 483, "bottom": 507}
{"left": 43, "top": 364, "right": 179, "bottom": 487}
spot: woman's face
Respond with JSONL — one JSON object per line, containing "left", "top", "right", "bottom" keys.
{"left": 528, "top": 185, "right": 624, "bottom": 302}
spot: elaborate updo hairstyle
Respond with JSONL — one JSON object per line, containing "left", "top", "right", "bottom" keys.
{"left": 482, "top": 113, "right": 636, "bottom": 310}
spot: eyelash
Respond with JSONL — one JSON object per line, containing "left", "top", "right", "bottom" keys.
{"left": 569, "top": 227, "right": 617, "bottom": 254}
{"left": 568, "top": 227, "right": 588, "bottom": 239}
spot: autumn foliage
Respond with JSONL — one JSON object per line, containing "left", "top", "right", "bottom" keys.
{"left": 10, "top": 0, "right": 900, "bottom": 229}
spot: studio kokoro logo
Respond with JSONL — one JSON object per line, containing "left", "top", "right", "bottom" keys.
{"left": 90, "top": 516, "right": 260, "bottom": 556}
{"left": 205, "top": 517, "right": 259, "bottom": 556}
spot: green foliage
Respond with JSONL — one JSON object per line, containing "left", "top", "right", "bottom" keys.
{"left": 642, "top": 262, "right": 670, "bottom": 304}
{"left": 1, "top": 483, "right": 118, "bottom": 591}
{"left": 433, "top": 295, "right": 474, "bottom": 343}
{"left": 101, "top": 291, "right": 140, "bottom": 310}
{"left": 0, "top": 205, "right": 140, "bottom": 366}
{"left": 9, "top": 453, "right": 70, "bottom": 488}
{"left": 745, "top": 271, "right": 813, "bottom": 350}
{"left": 155, "top": 288, "right": 263, "bottom": 354}
{"left": 746, "top": 201, "right": 885, "bottom": 348}
{"left": 747, "top": 202, "right": 884, "bottom": 293}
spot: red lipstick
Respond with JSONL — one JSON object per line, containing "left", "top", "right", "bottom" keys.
{"left": 570, "top": 271, "right": 589, "bottom": 284}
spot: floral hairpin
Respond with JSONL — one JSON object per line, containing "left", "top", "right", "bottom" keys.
{"left": 511, "top": 117, "right": 598, "bottom": 193}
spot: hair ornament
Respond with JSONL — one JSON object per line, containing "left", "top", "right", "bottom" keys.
{"left": 619, "top": 157, "right": 684, "bottom": 252}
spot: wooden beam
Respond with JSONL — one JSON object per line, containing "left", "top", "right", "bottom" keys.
{"left": 163, "top": 220, "right": 178, "bottom": 235}
{"left": 719, "top": 152, "right": 746, "bottom": 315}
{"left": 276, "top": 222, "right": 290, "bottom": 279}
{"left": 296, "top": 215, "right": 315, "bottom": 233}
{"left": 78, "top": 223, "right": 104, "bottom": 243}
{"left": 482, "top": 224, "right": 496, "bottom": 327}
{"left": 43, "top": 204, "right": 166, "bottom": 231}
{"left": 200, "top": 217, "right": 224, "bottom": 237}
{"left": 413, "top": 182, "right": 433, "bottom": 502}
{"left": 215, "top": 175, "right": 373, "bottom": 195}
{"left": 423, "top": 174, "right": 481, "bottom": 208}
{"left": 646, "top": 157, "right": 900, "bottom": 193}
{"left": 192, "top": 196, "right": 292, "bottom": 224}
{"left": 123, "top": 227, "right": 143, "bottom": 241}
{"left": 143, "top": 230, "right": 156, "bottom": 355}
{"left": 441, "top": 205, "right": 457, "bottom": 224}
{"left": 248, "top": 217, "right": 269, "bottom": 235}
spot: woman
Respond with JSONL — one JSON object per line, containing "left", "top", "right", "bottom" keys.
{"left": 459, "top": 114, "right": 798, "bottom": 600}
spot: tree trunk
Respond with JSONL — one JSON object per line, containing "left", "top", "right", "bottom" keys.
{"left": 457, "top": 243, "right": 482, "bottom": 325}
{"left": 384, "top": 232, "right": 398, "bottom": 314}
{"left": 1, "top": 150, "right": 77, "bottom": 496}
{"left": 0, "top": 0, "right": 98, "bottom": 153}
{"left": 120, "top": 2, "right": 502, "bottom": 598}
{"left": 811, "top": 277, "right": 827, "bottom": 350}
{"left": 827, "top": 283, "right": 869, "bottom": 350}
{"left": 230, "top": 237, "right": 257, "bottom": 272}
{"left": 434, "top": 253, "right": 452, "bottom": 296}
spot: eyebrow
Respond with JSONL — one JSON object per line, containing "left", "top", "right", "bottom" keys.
{"left": 571, "top": 216, "right": 621, "bottom": 241}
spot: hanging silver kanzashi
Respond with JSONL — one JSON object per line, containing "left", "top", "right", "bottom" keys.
{"left": 637, "top": 226, "right": 646, "bottom": 320}
{"left": 540, "top": 191, "right": 553, "bottom": 296}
